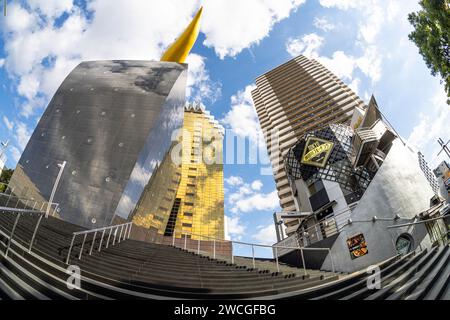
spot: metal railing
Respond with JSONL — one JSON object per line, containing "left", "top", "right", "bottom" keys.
{"left": 66, "top": 222, "right": 132, "bottom": 264}
{"left": 0, "top": 191, "right": 60, "bottom": 217}
{"left": 0, "top": 206, "right": 46, "bottom": 257}
{"left": 277, "top": 204, "right": 416, "bottom": 250}
{"left": 170, "top": 231, "right": 335, "bottom": 275}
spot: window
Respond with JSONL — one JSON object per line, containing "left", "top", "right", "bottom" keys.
{"left": 396, "top": 234, "right": 414, "bottom": 255}
{"left": 182, "top": 223, "right": 193, "bottom": 228}
{"left": 308, "top": 179, "right": 325, "bottom": 195}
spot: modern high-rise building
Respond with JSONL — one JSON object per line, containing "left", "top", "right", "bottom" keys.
{"left": 7, "top": 8, "right": 205, "bottom": 229}
{"left": 418, "top": 151, "right": 440, "bottom": 194}
{"left": 8, "top": 60, "right": 187, "bottom": 228}
{"left": 251, "top": 55, "right": 366, "bottom": 213}
{"left": 434, "top": 161, "right": 450, "bottom": 202}
{"left": 131, "top": 103, "right": 225, "bottom": 240}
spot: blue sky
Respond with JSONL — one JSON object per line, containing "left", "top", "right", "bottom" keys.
{"left": 0, "top": 0, "right": 449, "bottom": 247}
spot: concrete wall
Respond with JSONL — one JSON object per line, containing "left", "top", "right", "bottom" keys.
{"left": 294, "top": 179, "right": 312, "bottom": 212}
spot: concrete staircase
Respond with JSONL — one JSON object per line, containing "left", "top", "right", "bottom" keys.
{"left": 0, "top": 213, "right": 338, "bottom": 299}
{"left": 224, "top": 256, "right": 340, "bottom": 278}
{"left": 0, "top": 212, "right": 448, "bottom": 300}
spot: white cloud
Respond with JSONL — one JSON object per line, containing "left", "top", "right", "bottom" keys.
{"left": 4, "top": 3, "right": 37, "bottom": 34}
{"left": 221, "top": 84, "right": 265, "bottom": 145}
{"left": 10, "top": 146, "right": 21, "bottom": 163}
{"left": 201, "top": 0, "right": 306, "bottom": 59}
{"left": 348, "top": 78, "right": 361, "bottom": 95}
{"left": 313, "top": 17, "right": 335, "bottom": 32}
{"left": 232, "top": 190, "right": 279, "bottom": 213}
{"left": 27, "top": 0, "right": 74, "bottom": 19}
{"left": 286, "top": 33, "right": 324, "bottom": 58}
{"left": 358, "top": 4, "right": 384, "bottom": 44}
{"left": 319, "top": 0, "right": 362, "bottom": 10}
{"left": 15, "top": 121, "right": 31, "bottom": 150}
{"left": 0, "top": 59, "right": 4, "bottom": 67}
{"left": 185, "top": 53, "right": 221, "bottom": 103}
{"left": 252, "top": 223, "right": 277, "bottom": 244}
{"left": 225, "top": 176, "right": 244, "bottom": 186}
{"left": 319, "top": 50, "right": 356, "bottom": 81}
{"left": 251, "top": 180, "right": 263, "bottom": 191}
{"left": 2, "top": 116, "right": 14, "bottom": 131}
{"left": 17, "top": 72, "right": 40, "bottom": 100}
{"left": 2, "top": 0, "right": 306, "bottom": 120}
{"left": 226, "top": 176, "right": 280, "bottom": 214}
{"left": 408, "top": 86, "right": 450, "bottom": 168}
{"left": 225, "top": 215, "right": 246, "bottom": 240}
{"left": 285, "top": 36, "right": 382, "bottom": 85}
{"left": 356, "top": 46, "right": 382, "bottom": 83}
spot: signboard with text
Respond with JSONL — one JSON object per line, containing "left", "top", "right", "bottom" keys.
{"left": 300, "top": 136, "right": 334, "bottom": 168}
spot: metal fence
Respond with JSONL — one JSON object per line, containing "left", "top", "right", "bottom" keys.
{"left": 170, "top": 231, "right": 335, "bottom": 274}
{"left": 66, "top": 222, "right": 132, "bottom": 264}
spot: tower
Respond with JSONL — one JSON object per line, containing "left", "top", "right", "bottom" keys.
{"left": 251, "top": 55, "right": 366, "bottom": 213}
{"left": 131, "top": 103, "right": 225, "bottom": 240}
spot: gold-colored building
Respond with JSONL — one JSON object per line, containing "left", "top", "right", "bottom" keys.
{"left": 131, "top": 103, "right": 225, "bottom": 240}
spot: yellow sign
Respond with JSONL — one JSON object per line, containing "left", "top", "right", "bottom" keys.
{"left": 300, "top": 137, "right": 334, "bottom": 168}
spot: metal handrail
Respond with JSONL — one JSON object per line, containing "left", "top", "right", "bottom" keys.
{"left": 0, "top": 192, "right": 60, "bottom": 216}
{"left": 0, "top": 205, "right": 49, "bottom": 256}
{"left": 171, "top": 231, "right": 336, "bottom": 275}
{"left": 277, "top": 200, "right": 417, "bottom": 235}
{"left": 66, "top": 222, "right": 132, "bottom": 264}
{"left": 386, "top": 215, "right": 449, "bottom": 229}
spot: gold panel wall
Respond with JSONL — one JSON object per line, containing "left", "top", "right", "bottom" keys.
{"left": 131, "top": 104, "right": 224, "bottom": 240}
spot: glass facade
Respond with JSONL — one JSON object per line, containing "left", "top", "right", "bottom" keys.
{"left": 8, "top": 60, "right": 187, "bottom": 229}
{"left": 131, "top": 104, "right": 225, "bottom": 240}
{"left": 285, "top": 124, "right": 374, "bottom": 205}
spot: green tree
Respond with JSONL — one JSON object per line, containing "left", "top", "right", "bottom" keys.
{"left": 0, "top": 168, "right": 13, "bottom": 193}
{"left": 408, "top": 0, "right": 450, "bottom": 104}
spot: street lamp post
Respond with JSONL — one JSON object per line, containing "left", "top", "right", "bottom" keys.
{"left": 46, "top": 161, "right": 66, "bottom": 218}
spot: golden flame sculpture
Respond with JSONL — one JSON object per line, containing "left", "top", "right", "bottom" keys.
{"left": 160, "top": 7, "right": 203, "bottom": 63}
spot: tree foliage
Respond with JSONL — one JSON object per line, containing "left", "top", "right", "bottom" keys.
{"left": 408, "top": 0, "right": 450, "bottom": 104}
{"left": 0, "top": 168, "right": 13, "bottom": 193}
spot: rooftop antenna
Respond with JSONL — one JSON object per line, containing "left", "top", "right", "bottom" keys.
{"left": 437, "top": 138, "right": 450, "bottom": 159}
{"left": 0, "top": 140, "right": 9, "bottom": 154}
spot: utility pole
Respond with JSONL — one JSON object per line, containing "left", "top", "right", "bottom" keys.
{"left": 437, "top": 138, "right": 450, "bottom": 159}
{"left": 3, "top": 0, "right": 6, "bottom": 16}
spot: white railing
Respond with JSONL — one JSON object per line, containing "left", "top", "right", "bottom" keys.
{"left": 66, "top": 222, "right": 132, "bottom": 264}
{"left": 0, "top": 191, "right": 60, "bottom": 217}
{"left": 276, "top": 205, "right": 415, "bottom": 250}
{"left": 0, "top": 198, "right": 59, "bottom": 257}
{"left": 170, "top": 231, "right": 335, "bottom": 275}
